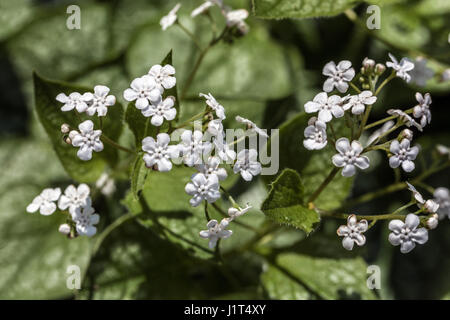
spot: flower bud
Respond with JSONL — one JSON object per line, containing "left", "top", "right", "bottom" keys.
{"left": 436, "top": 144, "right": 450, "bottom": 156}
{"left": 61, "top": 123, "right": 70, "bottom": 134}
{"left": 424, "top": 199, "right": 439, "bottom": 213}
{"left": 426, "top": 214, "right": 439, "bottom": 230}
{"left": 63, "top": 136, "right": 72, "bottom": 145}
{"left": 58, "top": 223, "right": 71, "bottom": 235}
{"left": 362, "top": 57, "right": 375, "bottom": 72}
{"left": 375, "top": 63, "right": 386, "bottom": 75}
{"left": 307, "top": 117, "right": 318, "bottom": 126}
{"left": 228, "top": 207, "right": 239, "bottom": 218}
{"left": 442, "top": 69, "right": 450, "bottom": 82}
{"left": 400, "top": 129, "right": 414, "bottom": 141}
{"left": 362, "top": 83, "right": 370, "bottom": 90}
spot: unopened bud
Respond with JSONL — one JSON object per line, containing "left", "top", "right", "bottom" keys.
{"left": 307, "top": 117, "right": 318, "bottom": 126}
{"left": 375, "top": 63, "right": 386, "bottom": 75}
{"left": 363, "top": 57, "right": 375, "bottom": 71}
{"left": 436, "top": 144, "right": 449, "bottom": 156}
{"left": 61, "top": 123, "right": 70, "bottom": 134}
{"left": 58, "top": 223, "right": 71, "bottom": 235}
{"left": 400, "top": 129, "right": 414, "bottom": 141}
{"left": 426, "top": 214, "right": 439, "bottom": 230}
{"left": 362, "top": 83, "right": 370, "bottom": 90}
{"left": 424, "top": 199, "right": 439, "bottom": 213}
{"left": 359, "top": 76, "right": 365, "bottom": 83}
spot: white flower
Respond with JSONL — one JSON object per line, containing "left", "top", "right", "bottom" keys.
{"left": 343, "top": 91, "right": 377, "bottom": 115}
{"left": 58, "top": 183, "right": 91, "bottom": 214}
{"left": 304, "top": 92, "right": 344, "bottom": 123}
{"left": 386, "top": 53, "right": 415, "bottom": 83}
{"left": 406, "top": 182, "right": 425, "bottom": 204}
{"left": 235, "top": 116, "right": 268, "bottom": 138}
{"left": 26, "top": 188, "right": 61, "bottom": 215}
{"left": 389, "top": 139, "right": 419, "bottom": 172}
{"left": 387, "top": 109, "right": 423, "bottom": 131}
{"left": 228, "top": 204, "right": 252, "bottom": 219}
{"left": 367, "top": 120, "right": 395, "bottom": 146}
{"left": 95, "top": 173, "right": 116, "bottom": 196}
{"left": 58, "top": 223, "right": 71, "bottom": 235}
{"left": 179, "top": 130, "right": 212, "bottom": 167}
{"left": 413, "top": 92, "right": 432, "bottom": 128}
{"left": 337, "top": 214, "right": 368, "bottom": 251}
{"left": 72, "top": 201, "right": 99, "bottom": 237}
{"left": 195, "top": 156, "right": 227, "bottom": 181}
{"left": 200, "top": 93, "right": 226, "bottom": 120}
{"left": 213, "top": 136, "right": 236, "bottom": 162}
{"left": 191, "top": 1, "right": 215, "bottom": 17}
{"left": 224, "top": 8, "right": 249, "bottom": 33}
{"left": 436, "top": 144, "right": 449, "bottom": 158}
{"left": 142, "top": 96, "right": 177, "bottom": 126}
{"left": 434, "top": 187, "right": 450, "bottom": 220}
{"left": 207, "top": 119, "right": 224, "bottom": 136}
{"left": 185, "top": 173, "right": 220, "bottom": 207}
{"left": 426, "top": 214, "right": 439, "bottom": 230}
{"left": 199, "top": 218, "right": 232, "bottom": 249}
{"left": 303, "top": 119, "right": 327, "bottom": 150}
{"left": 388, "top": 214, "right": 428, "bottom": 253}
{"left": 71, "top": 120, "right": 104, "bottom": 161}
{"left": 322, "top": 60, "right": 355, "bottom": 93}
{"left": 442, "top": 69, "right": 450, "bottom": 82}
{"left": 142, "top": 133, "right": 179, "bottom": 172}
{"left": 56, "top": 92, "right": 89, "bottom": 113}
{"left": 409, "top": 57, "right": 434, "bottom": 87}
{"left": 123, "top": 75, "right": 161, "bottom": 109}
{"left": 148, "top": 64, "right": 176, "bottom": 93}
{"left": 233, "top": 149, "right": 262, "bottom": 181}
{"left": 332, "top": 138, "right": 370, "bottom": 177}
{"left": 84, "top": 85, "right": 116, "bottom": 117}
{"left": 160, "top": 3, "right": 181, "bottom": 31}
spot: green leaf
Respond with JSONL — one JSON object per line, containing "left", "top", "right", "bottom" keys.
{"left": 265, "top": 112, "right": 353, "bottom": 210}
{"left": 0, "top": 0, "right": 34, "bottom": 41}
{"left": 252, "top": 0, "right": 361, "bottom": 19}
{"left": 262, "top": 252, "right": 378, "bottom": 299}
{"left": 262, "top": 169, "right": 320, "bottom": 233}
{"left": 0, "top": 138, "right": 91, "bottom": 299}
{"left": 130, "top": 154, "right": 147, "bottom": 199}
{"left": 33, "top": 72, "right": 123, "bottom": 182}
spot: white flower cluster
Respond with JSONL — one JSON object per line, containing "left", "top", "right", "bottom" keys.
{"left": 199, "top": 205, "right": 251, "bottom": 248}
{"left": 161, "top": 1, "right": 249, "bottom": 35}
{"left": 27, "top": 184, "right": 99, "bottom": 237}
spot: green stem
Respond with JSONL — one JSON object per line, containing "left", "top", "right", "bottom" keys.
{"left": 211, "top": 203, "right": 260, "bottom": 234}
{"left": 204, "top": 201, "right": 211, "bottom": 221}
{"left": 364, "top": 115, "right": 397, "bottom": 130}
{"left": 176, "top": 21, "right": 202, "bottom": 50}
{"left": 172, "top": 110, "right": 208, "bottom": 131}
{"left": 349, "top": 82, "right": 361, "bottom": 93}
{"left": 101, "top": 135, "right": 135, "bottom": 154}
{"left": 375, "top": 72, "right": 396, "bottom": 96}
{"left": 180, "top": 48, "right": 210, "bottom": 101}
{"left": 220, "top": 186, "right": 238, "bottom": 207}
{"left": 357, "top": 104, "right": 373, "bottom": 138}
{"left": 307, "top": 167, "right": 340, "bottom": 204}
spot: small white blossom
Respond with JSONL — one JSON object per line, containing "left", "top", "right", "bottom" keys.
{"left": 207, "top": 119, "right": 224, "bottom": 136}
{"left": 343, "top": 91, "right": 377, "bottom": 115}
{"left": 332, "top": 138, "right": 370, "bottom": 177}
{"left": 434, "top": 187, "right": 450, "bottom": 220}
{"left": 400, "top": 128, "right": 414, "bottom": 141}
{"left": 387, "top": 109, "right": 423, "bottom": 131}
{"left": 142, "top": 96, "right": 177, "bottom": 126}
{"left": 179, "top": 130, "right": 212, "bottom": 167}
{"left": 58, "top": 183, "right": 91, "bottom": 215}
{"left": 185, "top": 173, "right": 220, "bottom": 207}
{"left": 95, "top": 173, "right": 116, "bottom": 196}
{"left": 26, "top": 188, "right": 61, "bottom": 215}
{"left": 72, "top": 201, "right": 99, "bottom": 237}
{"left": 367, "top": 120, "right": 395, "bottom": 146}
{"left": 195, "top": 156, "right": 227, "bottom": 181}
{"left": 84, "top": 85, "right": 116, "bottom": 117}
{"left": 228, "top": 204, "right": 252, "bottom": 219}
{"left": 386, "top": 53, "right": 415, "bottom": 83}
{"left": 409, "top": 57, "right": 434, "bottom": 87}
{"left": 58, "top": 223, "right": 71, "bottom": 235}
{"left": 413, "top": 92, "right": 432, "bottom": 128}
{"left": 436, "top": 144, "right": 449, "bottom": 157}
{"left": 388, "top": 214, "right": 428, "bottom": 254}
{"left": 200, "top": 93, "right": 226, "bottom": 120}
{"left": 233, "top": 149, "right": 262, "bottom": 181}
{"left": 442, "top": 69, "right": 450, "bottom": 82}
{"left": 142, "top": 133, "right": 179, "bottom": 172}
{"left": 191, "top": 1, "right": 215, "bottom": 17}
{"left": 337, "top": 214, "right": 368, "bottom": 251}
{"left": 304, "top": 92, "right": 344, "bottom": 123}
{"left": 426, "top": 214, "right": 439, "bottom": 230}
{"left": 322, "top": 60, "right": 355, "bottom": 93}
{"left": 389, "top": 139, "right": 419, "bottom": 172}
{"left": 213, "top": 136, "right": 236, "bottom": 162}
{"left": 303, "top": 119, "right": 327, "bottom": 150}
{"left": 56, "top": 92, "right": 90, "bottom": 113}
{"left": 199, "top": 218, "right": 232, "bottom": 249}
{"left": 71, "top": 120, "right": 104, "bottom": 161}
{"left": 406, "top": 182, "right": 439, "bottom": 213}
{"left": 224, "top": 8, "right": 249, "bottom": 34}
{"left": 123, "top": 75, "right": 161, "bottom": 109}
{"left": 148, "top": 64, "right": 176, "bottom": 93}
{"left": 235, "top": 116, "right": 268, "bottom": 138}
{"left": 160, "top": 3, "right": 181, "bottom": 31}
